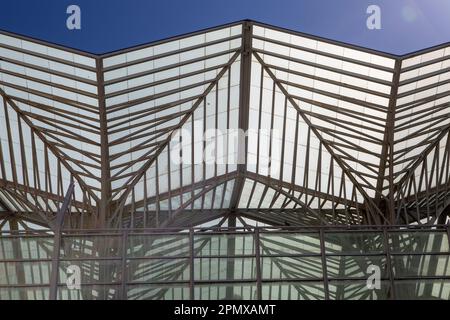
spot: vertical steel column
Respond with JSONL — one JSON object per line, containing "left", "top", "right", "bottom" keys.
{"left": 9, "top": 219, "right": 27, "bottom": 300}
{"left": 120, "top": 230, "right": 128, "bottom": 300}
{"left": 254, "top": 228, "right": 262, "bottom": 300}
{"left": 447, "top": 224, "right": 450, "bottom": 247}
{"left": 49, "top": 182, "right": 74, "bottom": 300}
{"left": 319, "top": 228, "right": 330, "bottom": 300}
{"left": 383, "top": 227, "right": 396, "bottom": 299}
{"left": 229, "top": 20, "right": 253, "bottom": 208}
{"left": 375, "top": 59, "right": 402, "bottom": 224}
{"left": 96, "top": 58, "right": 112, "bottom": 228}
{"left": 225, "top": 215, "right": 237, "bottom": 298}
{"left": 189, "top": 228, "right": 195, "bottom": 300}
{"left": 49, "top": 228, "right": 61, "bottom": 300}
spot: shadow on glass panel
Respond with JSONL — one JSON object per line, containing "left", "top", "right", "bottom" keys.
{"left": 127, "top": 284, "right": 190, "bottom": 300}
{"left": 395, "top": 280, "right": 450, "bottom": 300}
{"left": 195, "top": 283, "right": 256, "bottom": 300}
{"left": 58, "top": 284, "right": 121, "bottom": 300}
{"left": 261, "top": 282, "right": 325, "bottom": 300}
{"left": 329, "top": 280, "right": 390, "bottom": 300}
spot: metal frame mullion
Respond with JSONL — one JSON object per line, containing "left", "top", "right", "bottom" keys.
{"left": 229, "top": 21, "right": 253, "bottom": 210}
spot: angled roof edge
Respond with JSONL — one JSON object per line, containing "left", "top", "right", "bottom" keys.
{"left": 1, "top": 19, "right": 450, "bottom": 61}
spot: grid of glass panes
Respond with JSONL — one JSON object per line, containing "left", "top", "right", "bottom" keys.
{"left": 101, "top": 25, "right": 242, "bottom": 204}
{"left": 389, "top": 230, "right": 450, "bottom": 299}
{"left": 0, "top": 33, "right": 100, "bottom": 205}
{"left": 394, "top": 46, "right": 450, "bottom": 188}
{"left": 0, "top": 233, "right": 53, "bottom": 299}
{"left": 126, "top": 232, "right": 190, "bottom": 300}
{"left": 0, "top": 226, "right": 449, "bottom": 300}
{"left": 56, "top": 233, "right": 123, "bottom": 300}
{"left": 259, "top": 231, "right": 325, "bottom": 299}
{"left": 194, "top": 232, "right": 256, "bottom": 299}
{"left": 249, "top": 25, "right": 396, "bottom": 199}
{"left": 324, "top": 231, "right": 390, "bottom": 299}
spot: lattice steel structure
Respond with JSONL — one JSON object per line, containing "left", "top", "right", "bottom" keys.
{"left": 1, "top": 20, "right": 450, "bottom": 301}
{"left": 1, "top": 20, "right": 450, "bottom": 230}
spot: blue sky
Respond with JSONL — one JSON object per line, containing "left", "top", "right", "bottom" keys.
{"left": 0, "top": 0, "right": 449, "bottom": 55}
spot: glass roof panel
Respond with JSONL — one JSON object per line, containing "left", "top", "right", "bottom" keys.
{"left": 1, "top": 23, "right": 448, "bottom": 227}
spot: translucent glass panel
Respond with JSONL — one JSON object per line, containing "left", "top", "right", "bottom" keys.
{"left": 329, "top": 281, "right": 391, "bottom": 300}
{"left": 123, "top": 162, "right": 236, "bottom": 215}
{"left": 388, "top": 231, "right": 450, "bottom": 298}
{"left": 0, "top": 35, "right": 99, "bottom": 124}
{"left": 114, "top": 59, "right": 241, "bottom": 212}
{"left": 195, "top": 233, "right": 255, "bottom": 256}
{"left": 259, "top": 231, "right": 323, "bottom": 282}
{"left": 0, "top": 235, "right": 54, "bottom": 259}
{"left": 247, "top": 63, "right": 370, "bottom": 209}
{"left": 261, "top": 282, "right": 325, "bottom": 300}
{"left": 261, "top": 256, "right": 323, "bottom": 280}
{"left": 126, "top": 233, "right": 189, "bottom": 286}
{"left": 195, "top": 283, "right": 256, "bottom": 300}
{"left": 60, "top": 235, "right": 123, "bottom": 258}
{"left": 0, "top": 227, "right": 449, "bottom": 300}
{"left": 392, "top": 255, "right": 450, "bottom": 277}
{"left": 394, "top": 280, "right": 450, "bottom": 300}
{"left": 0, "top": 97, "right": 90, "bottom": 206}
{"left": 0, "top": 235, "right": 53, "bottom": 290}
{"left": 401, "top": 46, "right": 450, "bottom": 71}
{"left": 392, "top": 128, "right": 450, "bottom": 224}
{"left": 389, "top": 231, "right": 450, "bottom": 279}
{"left": 327, "top": 255, "right": 388, "bottom": 279}
{"left": 194, "top": 233, "right": 256, "bottom": 282}
{"left": 57, "top": 285, "right": 120, "bottom": 300}
{"left": 238, "top": 179, "right": 284, "bottom": 209}
{"left": 130, "top": 179, "right": 235, "bottom": 217}
{"left": 127, "top": 234, "right": 190, "bottom": 257}
{"left": 0, "top": 34, "right": 96, "bottom": 89}
{"left": 324, "top": 232, "right": 388, "bottom": 282}
{"left": 191, "top": 179, "right": 235, "bottom": 211}
{"left": 259, "top": 232, "right": 321, "bottom": 254}
{"left": 239, "top": 175, "right": 360, "bottom": 222}
{"left": 128, "top": 258, "right": 190, "bottom": 283}
{"left": 389, "top": 231, "right": 449, "bottom": 253}
{"left": 324, "top": 232, "right": 385, "bottom": 254}
{"left": 1, "top": 22, "right": 449, "bottom": 224}
{"left": 393, "top": 46, "right": 450, "bottom": 188}
{"left": 56, "top": 235, "right": 123, "bottom": 288}
{"left": 59, "top": 259, "right": 122, "bottom": 284}
{"left": 0, "top": 57, "right": 97, "bottom": 104}
{"left": 0, "top": 34, "right": 95, "bottom": 67}
{"left": 251, "top": 25, "right": 395, "bottom": 197}
{"left": 0, "top": 24, "right": 242, "bottom": 218}
{"left": 194, "top": 257, "right": 256, "bottom": 281}
{"left": 0, "top": 32, "right": 101, "bottom": 204}
{"left": 105, "top": 24, "right": 241, "bottom": 211}
{"left": 127, "top": 284, "right": 189, "bottom": 300}
{"left": 0, "top": 260, "right": 51, "bottom": 285}
{"left": 0, "top": 286, "right": 49, "bottom": 300}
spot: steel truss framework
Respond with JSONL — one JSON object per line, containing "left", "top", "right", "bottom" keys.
{"left": 0, "top": 20, "right": 450, "bottom": 230}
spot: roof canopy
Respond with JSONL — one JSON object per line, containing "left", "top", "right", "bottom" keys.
{"left": 0, "top": 21, "right": 449, "bottom": 229}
